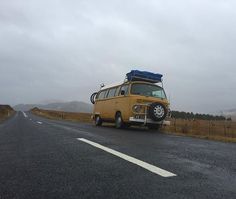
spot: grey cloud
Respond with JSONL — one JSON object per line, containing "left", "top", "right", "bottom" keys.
{"left": 0, "top": 0, "right": 236, "bottom": 113}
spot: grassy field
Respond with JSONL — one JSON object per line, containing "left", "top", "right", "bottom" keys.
{"left": 31, "top": 108, "right": 92, "bottom": 123}
{"left": 162, "top": 118, "right": 236, "bottom": 142}
{"left": 0, "top": 105, "right": 15, "bottom": 122}
{"left": 31, "top": 108, "right": 236, "bottom": 142}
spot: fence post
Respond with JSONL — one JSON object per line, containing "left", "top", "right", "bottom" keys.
{"left": 224, "top": 121, "right": 226, "bottom": 137}
{"left": 174, "top": 118, "right": 177, "bottom": 132}
{"left": 208, "top": 120, "right": 211, "bottom": 136}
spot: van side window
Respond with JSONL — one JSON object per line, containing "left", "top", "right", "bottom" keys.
{"left": 115, "top": 86, "right": 121, "bottom": 96}
{"left": 98, "top": 90, "right": 107, "bottom": 99}
{"left": 119, "top": 85, "right": 129, "bottom": 95}
{"left": 107, "top": 88, "right": 116, "bottom": 98}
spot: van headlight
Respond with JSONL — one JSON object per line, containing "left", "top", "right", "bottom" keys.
{"left": 132, "top": 105, "right": 142, "bottom": 113}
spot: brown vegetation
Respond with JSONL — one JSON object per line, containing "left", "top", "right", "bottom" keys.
{"left": 162, "top": 118, "right": 236, "bottom": 142}
{"left": 31, "top": 108, "right": 236, "bottom": 143}
{"left": 0, "top": 105, "right": 15, "bottom": 122}
{"left": 31, "top": 108, "right": 92, "bottom": 123}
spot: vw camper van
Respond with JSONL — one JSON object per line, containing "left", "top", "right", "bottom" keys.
{"left": 90, "top": 70, "right": 170, "bottom": 129}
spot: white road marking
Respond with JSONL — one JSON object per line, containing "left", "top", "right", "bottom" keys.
{"left": 22, "top": 111, "right": 28, "bottom": 118}
{"left": 77, "top": 138, "right": 177, "bottom": 178}
{"left": 37, "top": 121, "right": 42, "bottom": 124}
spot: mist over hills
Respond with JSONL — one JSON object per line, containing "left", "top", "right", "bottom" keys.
{"left": 13, "top": 101, "right": 236, "bottom": 121}
{"left": 221, "top": 109, "right": 236, "bottom": 121}
{"left": 14, "top": 101, "right": 93, "bottom": 113}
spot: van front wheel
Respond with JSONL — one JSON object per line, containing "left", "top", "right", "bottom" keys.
{"left": 95, "top": 115, "right": 102, "bottom": 126}
{"left": 115, "top": 113, "right": 124, "bottom": 129}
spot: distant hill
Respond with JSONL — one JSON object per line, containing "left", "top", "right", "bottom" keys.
{"left": 14, "top": 101, "right": 93, "bottom": 113}
{"left": 0, "top": 105, "right": 15, "bottom": 121}
{"left": 0, "top": 105, "right": 14, "bottom": 111}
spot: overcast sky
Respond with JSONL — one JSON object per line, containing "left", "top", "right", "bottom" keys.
{"left": 0, "top": 0, "right": 236, "bottom": 113}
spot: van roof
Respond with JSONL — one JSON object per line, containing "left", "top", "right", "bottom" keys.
{"left": 100, "top": 82, "right": 124, "bottom": 90}
{"left": 100, "top": 81, "right": 160, "bottom": 90}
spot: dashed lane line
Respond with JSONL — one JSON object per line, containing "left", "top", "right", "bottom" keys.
{"left": 77, "top": 138, "right": 177, "bottom": 178}
{"left": 22, "top": 111, "right": 28, "bottom": 118}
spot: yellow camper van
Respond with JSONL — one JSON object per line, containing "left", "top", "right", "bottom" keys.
{"left": 90, "top": 70, "right": 170, "bottom": 129}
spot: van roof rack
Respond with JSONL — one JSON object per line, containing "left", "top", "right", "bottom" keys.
{"left": 126, "top": 70, "right": 163, "bottom": 83}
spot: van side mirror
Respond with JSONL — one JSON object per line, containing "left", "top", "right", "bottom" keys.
{"left": 120, "top": 90, "right": 125, "bottom": 95}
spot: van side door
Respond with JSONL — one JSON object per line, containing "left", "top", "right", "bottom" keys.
{"left": 94, "top": 90, "right": 107, "bottom": 118}
{"left": 114, "top": 84, "right": 130, "bottom": 122}
{"left": 102, "top": 87, "right": 117, "bottom": 120}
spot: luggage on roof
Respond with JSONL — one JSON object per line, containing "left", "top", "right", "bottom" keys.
{"left": 126, "top": 70, "right": 163, "bottom": 83}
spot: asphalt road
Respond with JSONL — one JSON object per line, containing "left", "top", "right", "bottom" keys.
{"left": 0, "top": 112, "right": 235, "bottom": 199}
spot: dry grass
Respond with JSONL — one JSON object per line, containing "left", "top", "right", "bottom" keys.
{"left": 31, "top": 108, "right": 92, "bottom": 123}
{"left": 161, "top": 118, "right": 236, "bottom": 143}
{"left": 0, "top": 105, "right": 15, "bottom": 122}
{"left": 31, "top": 108, "right": 236, "bottom": 143}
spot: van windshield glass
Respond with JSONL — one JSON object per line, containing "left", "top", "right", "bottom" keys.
{"left": 131, "top": 83, "right": 166, "bottom": 99}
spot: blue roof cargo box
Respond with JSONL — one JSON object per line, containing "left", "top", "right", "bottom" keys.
{"left": 126, "top": 70, "right": 163, "bottom": 83}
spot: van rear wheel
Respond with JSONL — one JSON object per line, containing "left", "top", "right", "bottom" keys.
{"left": 95, "top": 115, "right": 102, "bottom": 126}
{"left": 115, "top": 113, "right": 124, "bottom": 129}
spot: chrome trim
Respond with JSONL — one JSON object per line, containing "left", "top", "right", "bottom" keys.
{"left": 132, "top": 103, "right": 150, "bottom": 115}
{"left": 129, "top": 117, "right": 162, "bottom": 124}
{"left": 144, "top": 106, "right": 148, "bottom": 125}
{"left": 129, "top": 117, "right": 171, "bottom": 125}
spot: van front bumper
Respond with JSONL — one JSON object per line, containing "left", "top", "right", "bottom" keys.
{"left": 129, "top": 117, "right": 170, "bottom": 125}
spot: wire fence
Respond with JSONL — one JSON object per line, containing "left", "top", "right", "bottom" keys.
{"left": 31, "top": 109, "right": 236, "bottom": 141}
{"left": 32, "top": 109, "right": 92, "bottom": 123}
{"left": 162, "top": 118, "right": 236, "bottom": 139}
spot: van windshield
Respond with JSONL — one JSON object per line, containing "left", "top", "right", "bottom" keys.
{"left": 131, "top": 83, "right": 166, "bottom": 99}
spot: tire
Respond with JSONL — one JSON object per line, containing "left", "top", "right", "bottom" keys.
{"left": 115, "top": 112, "right": 124, "bottom": 129}
{"left": 147, "top": 124, "right": 161, "bottom": 130}
{"left": 95, "top": 115, "right": 102, "bottom": 126}
{"left": 148, "top": 103, "right": 167, "bottom": 121}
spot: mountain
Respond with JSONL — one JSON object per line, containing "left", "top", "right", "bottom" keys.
{"left": 14, "top": 101, "right": 93, "bottom": 113}
{"left": 14, "top": 104, "right": 39, "bottom": 112}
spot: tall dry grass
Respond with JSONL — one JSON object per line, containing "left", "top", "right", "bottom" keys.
{"left": 31, "top": 108, "right": 236, "bottom": 142}
{"left": 161, "top": 118, "right": 236, "bottom": 142}
{"left": 31, "top": 108, "right": 92, "bottom": 123}
{"left": 0, "top": 105, "right": 15, "bottom": 122}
